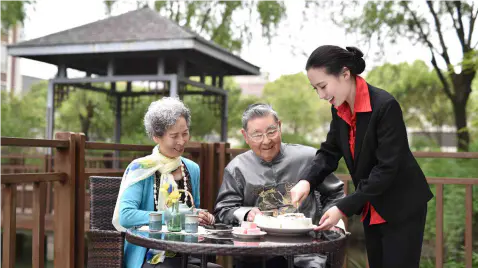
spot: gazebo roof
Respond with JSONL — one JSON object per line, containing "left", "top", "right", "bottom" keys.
{"left": 8, "top": 7, "right": 260, "bottom": 76}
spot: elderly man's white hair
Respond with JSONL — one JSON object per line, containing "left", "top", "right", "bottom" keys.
{"left": 241, "top": 103, "right": 279, "bottom": 131}
{"left": 144, "top": 97, "right": 191, "bottom": 138}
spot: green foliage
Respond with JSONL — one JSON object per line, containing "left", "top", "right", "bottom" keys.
{"left": 118, "top": 98, "right": 152, "bottom": 145}
{"left": 55, "top": 90, "right": 114, "bottom": 141}
{"left": 104, "top": 0, "right": 115, "bottom": 15}
{"left": 407, "top": 137, "right": 478, "bottom": 266}
{"left": 184, "top": 77, "right": 261, "bottom": 141}
{"left": 1, "top": 82, "right": 46, "bottom": 138}
{"left": 420, "top": 249, "right": 478, "bottom": 268}
{"left": 366, "top": 60, "right": 453, "bottom": 135}
{"left": 469, "top": 84, "right": 478, "bottom": 134}
{"left": 1, "top": 1, "right": 33, "bottom": 33}
{"left": 334, "top": 2, "right": 476, "bottom": 58}
{"left": 262, "top": 72, "right": 331, "bottom": 143}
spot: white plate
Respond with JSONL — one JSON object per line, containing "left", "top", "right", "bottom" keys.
{"left": 232, "top": 231, "right": 267, "bottom": 239}
{"left": 257, "top": 225, "right": 316, "bottom": 236}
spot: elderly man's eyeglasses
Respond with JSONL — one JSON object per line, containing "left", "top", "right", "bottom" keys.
{"left": 248, "top": 127, "right": 280, "bottom": 142}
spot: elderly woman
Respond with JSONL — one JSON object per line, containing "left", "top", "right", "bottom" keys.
{"left": 112, "top": 97, "right": 218, "bottom": 268}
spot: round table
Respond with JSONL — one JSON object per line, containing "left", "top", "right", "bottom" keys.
{"left": 126, "top": 227, "right": 348, "bottom": 268}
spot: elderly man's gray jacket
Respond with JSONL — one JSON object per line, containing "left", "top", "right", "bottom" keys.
{"left": 213, "top": 143, "right": 345, "bottom": 226}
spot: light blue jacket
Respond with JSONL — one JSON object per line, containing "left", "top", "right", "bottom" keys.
{"left": 119, "top": 157, "right": 200, "bottom": 268}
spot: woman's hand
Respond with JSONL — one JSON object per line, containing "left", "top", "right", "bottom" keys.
{"left": 315, "top": 206, "right": 344, "bottom": 231}
{"left": 290, "top": 180, "right": 311, "bottom": 207}
{"left": 198, "top": 211, "right": 215, "bottom": 226}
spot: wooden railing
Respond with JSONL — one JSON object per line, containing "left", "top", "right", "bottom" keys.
{"left": 409, "top": 152, "right": 477, "bottom": 268}
{"left": 1, "top": 133, "right": 76, "bottom": 268}
{"left": 1, "top": 135, "right": 477, "bottom": 268}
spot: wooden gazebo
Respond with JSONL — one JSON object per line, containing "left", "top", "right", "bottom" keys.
{"left": 8, "top": 7, "right": 260, "bottom": 143}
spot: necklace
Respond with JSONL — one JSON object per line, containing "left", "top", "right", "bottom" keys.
{"left": 153, "top": 163, "right": 188, "bottom": 211}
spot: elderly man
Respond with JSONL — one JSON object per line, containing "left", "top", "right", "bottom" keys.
{"left": 214, "top": 103, "right": 345, "bottom": 268}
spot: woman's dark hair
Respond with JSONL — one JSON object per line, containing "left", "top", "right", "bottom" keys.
{"left": 305, "top": 45, "right": 366, "bottom": 76}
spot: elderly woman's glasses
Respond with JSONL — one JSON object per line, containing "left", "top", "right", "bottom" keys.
{"left": 248, "top": 127, "right": 280, "bottom": 142}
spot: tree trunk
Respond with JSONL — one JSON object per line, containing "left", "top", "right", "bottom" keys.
{"left": 450, "top": 72, "right": 474, "bottom": 151}
{"left": 80, "top": 118, "right": 90, "bottom": 139}
{"left": 79, "top": 101, "right": 95, "bottom": 140}
{"left": 453, "top": 101, "right": 469, "bottom": 151}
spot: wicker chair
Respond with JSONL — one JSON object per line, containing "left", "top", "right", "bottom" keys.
{"left": 87, "top": 176, "right": 125, "bottom": 268}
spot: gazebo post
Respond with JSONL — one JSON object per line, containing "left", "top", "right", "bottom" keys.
{"left": 57, "top": 63, "right": 67, "bottom": 78}
{"left": 46, "top": 64, "right": 66, "bottom": 142}
{"left": 107, "top": 59, "right": 121, "bottom": 168}
{"left": 45, "top": 80, "right": 55, "bottom": 141}
{"left": 221, "top": 95, "right": 228, "bottom": 142}
{"left": 113, "top": 93, "right": 121, "bottom": 169}
{"left": 157, "top": 58, "right": 165, "bottom": 75}
{"left": 170, "top": 74, "right": 178, "bottom": 97}
{"left": 110, "top": 80, "right": 122, "bottom": 168}
{"left": 110, "top": 81, "right": 120, "bottom": 145}
{"left": 219, "top": 76, "right": 228, "bottom": 142}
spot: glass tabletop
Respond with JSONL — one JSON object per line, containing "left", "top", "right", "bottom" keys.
{"left": 127, "top": 225, "right": 346, "bottom": 249}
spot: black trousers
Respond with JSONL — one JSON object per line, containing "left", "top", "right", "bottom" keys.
{"left": 363, "top": 206, "right": 427, "bottom": 268}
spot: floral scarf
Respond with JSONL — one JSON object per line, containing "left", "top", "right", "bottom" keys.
{"left": 112, "top": 145, "right": 181, "bottom": 232}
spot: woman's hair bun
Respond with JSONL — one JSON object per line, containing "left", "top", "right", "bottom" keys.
{"left": 346, "top": 46, "right": 364, "bottom": 58}
{"left": 346, "top": 46, "right": 365, "bottom": 74}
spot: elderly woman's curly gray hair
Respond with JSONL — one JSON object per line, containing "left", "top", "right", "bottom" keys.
{"left": 144, "top": 97, "right": 191, "bottom": 138}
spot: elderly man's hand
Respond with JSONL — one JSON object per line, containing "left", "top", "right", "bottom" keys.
{"left": 198, "top": 211, "right": 215, "bottom": 226}
{"left": 246, "top": 207, "right": 262, "bottom": 222}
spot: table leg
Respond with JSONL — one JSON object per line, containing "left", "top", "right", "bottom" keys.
{"left": 287, "top": 256, "right": 294, "bottom": 268}
{"left": 262, "top": 257, "right": 267, "bottom": 268}
{"left": 181, "top": 254, "right": 189, "bottom": 268}
{"left": 201, "top": 254, "right": 208, "bottom": 268}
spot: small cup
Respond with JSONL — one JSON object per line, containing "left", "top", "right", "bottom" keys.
{"left": 184, "top": 214, "right": 199, "bottom": 233}
{"left": 149, "top": 212, "right": 163, "bottom": 232}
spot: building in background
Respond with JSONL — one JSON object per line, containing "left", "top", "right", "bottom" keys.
{"left": 234, "top": 71, "right": 269, "bottom": 97}
{"left": 1, "top": 25, "right": 43, "bottom": 95}
{"left": 0, "top": 29, "right": 8, "bottom": 91}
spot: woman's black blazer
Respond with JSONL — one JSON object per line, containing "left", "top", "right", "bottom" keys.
{"left": 304, "top": 84, "right": 433, "bottom": 224}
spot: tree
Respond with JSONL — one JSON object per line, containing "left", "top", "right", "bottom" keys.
{"left": 469, "top": 78, "right": 478, "bottom": 136}
{"left": 184, "top": 77, "right": 261, "bottom": 141}
{"left": 56, "top": 90, "right": 114, "bottom": 141}
{"left": 1, "top": 1, "right": 34, "bottom": 34}
{"left": 332, "top": 1, "right": 478, "bottom": 151}
{"left": 366, "top": 60, "right": 453, "bottom": 145}
{"left": 103, "top": 0, "right": 286, "bottom": 53}
{"left": 1, "top": 83, "right": 46, "bottom": 138}
{"left": 262, "top": 72, "right": 331, "bottom": 145}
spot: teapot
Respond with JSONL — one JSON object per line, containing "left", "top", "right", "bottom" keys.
{"left": 178, "top": 201, "right": 193, "bottom": 228}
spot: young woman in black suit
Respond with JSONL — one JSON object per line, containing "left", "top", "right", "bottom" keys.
{"left": 290, "top": 45, "right": 433, "bottom": 268}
